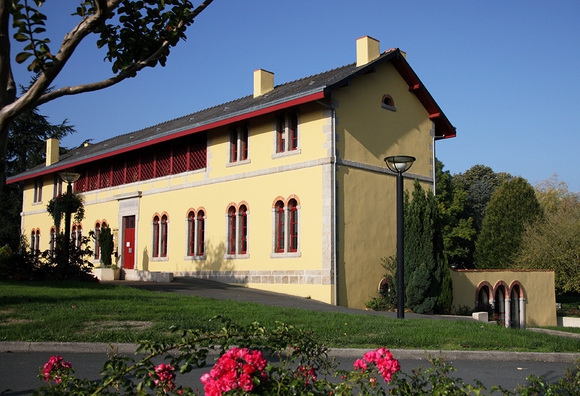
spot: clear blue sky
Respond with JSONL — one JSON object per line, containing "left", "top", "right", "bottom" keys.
{"left": 11, "top": 1, "right": 580, "bottom": 191}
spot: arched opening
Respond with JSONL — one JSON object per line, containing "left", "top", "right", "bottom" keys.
{"left": 494, "top": 285, "right": 508, "bottom": 327}
{"left": 510, "top": 286, "right": 520, "bottom": 328}
{"left": 475, "top": 282, "right": 494, "bottom": 316}
{"left": 509, "top": 281, "right": 526, "bottom": 329}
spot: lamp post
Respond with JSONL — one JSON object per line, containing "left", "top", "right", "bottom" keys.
{"left": 384, "top": 155, "right": 415, "bottom": 319}
{"left": 59, "top": 172, "right": 81, "bottom": 263}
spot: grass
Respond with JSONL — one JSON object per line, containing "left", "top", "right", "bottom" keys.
{"left": 1, "top": 280, "right": 580, "bottom": 353}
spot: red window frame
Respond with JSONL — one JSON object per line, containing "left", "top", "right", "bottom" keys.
{"left": 227, "top": 206, "right": 236, "bottom": 255}
{"left": 288, "top": 199, "right": 298, "bottom": 252}
{"left": 289, "top": 112, "right": 298, "bottom": 151}
{"left": 49, "top": 228, "right": 56, "bottom": 255}
{"left": 187, "top": 211, "right": 195, "bottom": 256}
{"left": 229, "top": 129, "right": 238, "bottom": 163}
{"left": 276, "top": 116, "right": 285, "bottom": 153}
{"left": 152, "top": 216, "right": 160, "bottom": 257}
{"left": 275, "top": 201, "right": 285, "bottom": 252}
{"left": 160, "top": 215, "right": 168, "bottom": 257}
{"left": 239, "top": 205, "right": 248, "bottom": 254}
{"left": 95, "top": 222, "right": 101, "bottom": 260}
{"left": 197, "top": 210, "right": 205, "bottom": 256}
{"left": 34, "top": 178, "right": 42, "bottom": 203}
{"left": 240, "top": 126, "right": 248, "bottom": 161}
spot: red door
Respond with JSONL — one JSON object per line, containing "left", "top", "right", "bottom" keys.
{"left": 123, "top": 216, "right": 136, "bottom": 269}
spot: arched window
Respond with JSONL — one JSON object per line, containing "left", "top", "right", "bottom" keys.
{"left": 197, "top": 210, "right": 205, "bottom": 257}
{"left": 94, "top": 222, "right": 101, "bottom": 260}
{"left": 274, "top": 201, "right": 285, "bottom": 253}
{"left": 227, "top": 206, "right": 236, "bottom": 255}
{"left": 187, "top": 211, "right": 196, "bottom": 256}
{"left": 187, "top": 209, "right": 206, "bottom": 258}
{"left": 272, "top": 197, "right": 300, "bottom": 256}
{"left": 160, "top": 215, "right": 168, "bottom": 257}
{"left": 239, "top": 205, "right": 248, "bottom": 255}
{"left": 71, "top": 225, "right": 82, "bottom": 249}
{"left": 152, "top": 214, "right": 168, "bottom": 258}
{"left": 49, "top": 227, "right": 56, "bottom": 255}
{"left": 288, "top": 199, "right": 298, "bottom": 252}
{"left": 30, "top": 229, "right": 40, "bottom": 253}
{"left": 225, "top": 203, "right": 249, "bottom": 257}
{"left": 152, "top": 215, "right": 160, "bottom": 257}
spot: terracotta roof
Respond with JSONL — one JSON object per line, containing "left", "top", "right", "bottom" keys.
{"left": 8, "top": 49, "right": 455, "bottom": 183}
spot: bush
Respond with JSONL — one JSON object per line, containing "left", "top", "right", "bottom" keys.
{"left": 0, "top": 234, "right": 96, "bottom": 281}
{"left": 34, "top": 318, "right": 580, "bottom": 395}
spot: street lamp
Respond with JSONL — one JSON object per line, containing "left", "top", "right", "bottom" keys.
{"left": 59, "top": 172, "right": 80, "bottom": 263}
{"left": 384, "top": 155, "right": 415, "bottom": 319}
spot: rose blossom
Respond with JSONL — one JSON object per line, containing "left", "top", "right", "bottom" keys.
{"left": 201, "top": 347, "right": 268, "bottom": 395}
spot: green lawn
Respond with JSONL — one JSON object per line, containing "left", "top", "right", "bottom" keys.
{"left": 1, "top": 280, "right": 580, "bottom": 353}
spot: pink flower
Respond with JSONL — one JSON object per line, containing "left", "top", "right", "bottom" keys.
{"left": 353, "top": 358, "right": 368, "bottom": 371}
{"left": 357, "top": 348, "right": 400, "bottom": 383}
{"left": 149, "top": 363, "right": 176, "bottom": 391}
{"left": 201, "top": 347, "right": 268, "bottom": 395}
{"left": 296, "top": 365, "right": 317, "bottom": 385}
{"left": 42, "top": 355, "right": 73, "bottom": 384}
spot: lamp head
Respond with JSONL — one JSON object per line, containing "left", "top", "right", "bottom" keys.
{"left": 60, "top": 172, "right": 81, "bottom": 184}
{"left": 384, "top": 155, "right": 416, "bottom": 173}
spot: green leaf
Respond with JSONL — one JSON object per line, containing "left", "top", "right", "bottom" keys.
{"left": 15, "top": 51, "right": 33, "bottom": 64}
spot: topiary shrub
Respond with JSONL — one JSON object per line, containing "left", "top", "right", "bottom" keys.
{"left": 98, "top": 226, "right": 114, "bottom": 267}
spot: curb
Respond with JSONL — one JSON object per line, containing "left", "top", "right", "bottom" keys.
{"left": 2, "top": 342, "right": 579, "bottom": 363}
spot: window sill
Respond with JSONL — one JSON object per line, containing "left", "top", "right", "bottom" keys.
{"left": 272, "top": 149, "right": 301, "bottom": 159}
{"left": 151, "top": 257, "right": 169, "bottom": 262}
{"left": 226, "top": 159, "right": 251, "bottom": 167}
{"left": 184, "top": 255, "right": 206, "bottom": 261}
{"left": 270, "top": 252, "right": 301, "bottom": 258}
{"left": 224, "top": 253, "right": 250, "bottom": 260}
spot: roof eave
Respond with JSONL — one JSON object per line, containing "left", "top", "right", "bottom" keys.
{"left": 6, "top": 89, "right": 328, "bottom": 184}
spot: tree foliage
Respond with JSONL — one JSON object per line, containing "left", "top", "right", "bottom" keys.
{"left": 514, "top": 176, "right": 580, "bottom": 294}
{"left": 402, "top": 180, "right": 446, "bottom": 314}
{"left": 0, "top": 0, "right": 214, "bottom": 202}
{"left": 435, "top": 159, "right": 476, "bottom": 268}
{"left": 452, "top": 164, "right": 512, "bottom": 233}
{"left": 0, "top": 83, "right": 74, "bottom": 248}
{"left": 475, "top": 177, "right": 543, "bottom": 268}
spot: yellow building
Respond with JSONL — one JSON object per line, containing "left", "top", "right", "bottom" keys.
{"left": 8, "top": 36, "right": 455, "bottom": 309}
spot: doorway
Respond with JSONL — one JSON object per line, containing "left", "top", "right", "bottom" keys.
{"left": 122, "top": 215, "right": 136, "bottom": 269}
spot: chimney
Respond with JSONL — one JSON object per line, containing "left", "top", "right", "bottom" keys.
{"left": 253, "top": 69, "right": 274, "bottom": 97}
{"left": 356, "top": 36, "right": 380, "bottom": 67}
{"left": 46, "top": 138, "right": 59, "bottom": 166}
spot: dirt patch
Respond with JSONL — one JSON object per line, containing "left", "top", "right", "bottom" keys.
{"left": 83, "top": 320, "right": 154, "bottom": 333}
{"left": 0, "top": 318, "right": 34, "bottom": 326}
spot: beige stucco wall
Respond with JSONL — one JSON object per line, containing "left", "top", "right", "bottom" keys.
{"left": 451, "top": 269, "right": 557, "bottom": 327}
{"left": 333, "top": 62, "right": 436, "bottom": 309}
{"left": 18, "top": 101, "right": 336, "bottom": 305}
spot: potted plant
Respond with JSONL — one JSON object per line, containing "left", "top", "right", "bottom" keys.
{"left": 93, "top": 226, "right": 119, "bottom": 280}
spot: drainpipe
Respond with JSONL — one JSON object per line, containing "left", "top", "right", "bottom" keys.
{"left": 317, "top": 98, "right": 338, "bottom": 306}
{"left": 431, "top": 123, "right": 437, "bottom": 195}
{"left": 331, "top": 102, "right": 338, "bottom": 306}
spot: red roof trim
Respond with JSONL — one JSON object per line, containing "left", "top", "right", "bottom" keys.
{"left": 7, "top": 91, "right": 327, "bottom": 184}
{"left": 391, "top": 53, "right": 456, "bottom": 139}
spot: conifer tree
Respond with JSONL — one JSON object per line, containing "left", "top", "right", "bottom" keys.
{"left": 402, "top": 180, "right": 446, "bottom": 314}
{"left": 475, "top": 177, "right": 542, "bottom": 268}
